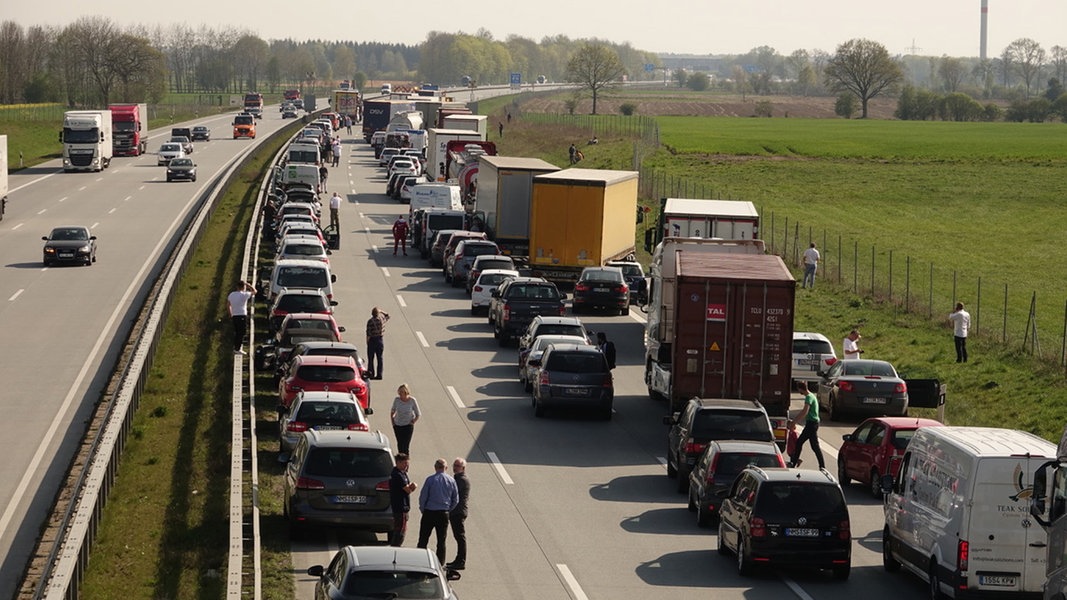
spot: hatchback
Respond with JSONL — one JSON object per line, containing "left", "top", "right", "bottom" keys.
{"left": 278, "top": 354, "right": 369, "bottom": 413}
{"left": 792, "top": 332, "right": 837, "bottom": 385}
{"left": 439, "top": 231, "right": 487, "bottom": 275}
{"left": 283, "top": 430, "right": 394, "bottom": 536}
{"left": 837, "top": 416, "right": 942, "bottom": 497}
{"left": 815, "top": 359, "right": 909, "bottom": 420}
{"left": 267, "top": 289, "right": 336, "bottom": 333}
{"left": 687, "top": 440, "right": 785, "bottom": 526}
{"left": 165, "top": 157, "right": 197, "bottom": 182}
{"left": 470, "top": 269, "right": 519, "bottom": 316}
{"left": 397, "top": 175, "right": 425, "bottom": 202}
{"left": 278, "top": 391, "right": 370, "bottom": 454}
{"left": 572, "top": 266, "right": 629, "bottom": 315}
{"left": 42, "top": 226, "right": 96, "bottom": 267}
{"left": 518, "top": 315, "right": 590, "bottom": 366}
{"left": 378, "top": 147, "right": 400, "bottom": 167}
{"left": 276, "top": 235, "right": 330, "bottom": 264}
{"left": 446, "top": 240, "right": 500, "bottom": 287}
{"left": 307, "top": 546, "right": 459, "bottom": 600}
{"left": 465, "top": 255, "right": 516, "bottom": 294}
{"left": 275, "top": 341, "right": 368, "bottom": 386}
{"left": 429, "top": 229, "right": 462, "bottom": 267}
{"left": 530, "top": 343, "right": 613, "bottom": 420}
{"left": 718, "top": 467, "right": 851, "bottom": 580}
{"left": 519, "top": 334, "right": 592, "bottom": 392}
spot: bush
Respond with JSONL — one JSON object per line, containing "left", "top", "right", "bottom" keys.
{"left": 619, "top": 102, "right": 637, "bottom": 116}
{"left": 686, "top": 72, "right": 710, "bottom": 92}
{"left": 834, "top": 94, "right": 857, "bottom": 119}
{"left": 939, "top": 93, "right": 983, "bottom": 122}
{"left": 564, "top": 98, "right": 579, "bottom": 115}
{"left": 754, "top": 101, "right": 773, "bottom": 117}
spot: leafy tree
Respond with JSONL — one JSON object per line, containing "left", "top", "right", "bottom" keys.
{"left": 1005, "top": 38, "right": 1045, "bottom": 98}
{"left": 834, "top": 93, "right": 856, "bottom": 118}
{"left": 1005, "top": 97, "right": 1050, "bottom": 122}
{"left": 1051, "top": 92, "right": 1067, "bottom": 122}
{"left": 754, "top": 101, "right": 773, "bottom": 117}
{"left": 232, "top": 34, "right": 269, "bottom": 91}
{"left": 1045, "top": 78, "right": 1064, "bottom": 103}
{"left": 673, "top": 69, "right": 688, "bottom": 88}
{"left": 937, "top": 56, "right": 965, "bottom": 92}
{"left": 939, "top": 93, "right": 982, "bottom": 121}
{"left": 824, "top": 38, "right": 903, "bottom": 118}
{"left": 686, "top": 72, "right": 709, "bottom": 91}
{"left": 566, "top": 42, "right": 625, "bottom": 115}
{"left": 895, "top": 85, "right": 941, "bottom": 120}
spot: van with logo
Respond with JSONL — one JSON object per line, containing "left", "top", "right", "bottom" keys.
{"left": 882, "top": 426, "right": 1055, "bottom": 599}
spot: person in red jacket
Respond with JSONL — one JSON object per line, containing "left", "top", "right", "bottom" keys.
{"left": 392, "top": 216, "right": 409, "bottom": 256}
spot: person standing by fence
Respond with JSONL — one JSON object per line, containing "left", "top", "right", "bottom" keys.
{"left": 949, "top": 302, "right": 971, "bottom": 363}
{"left": 802, "top": 242, "right": 820, "bottom": 289}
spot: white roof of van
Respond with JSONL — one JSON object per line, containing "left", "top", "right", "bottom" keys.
{"left": 664, "top": 198, "right": 759, "bottom": 218}
{"left": 919, "top": 426, "right": 1055, "bottom": 457}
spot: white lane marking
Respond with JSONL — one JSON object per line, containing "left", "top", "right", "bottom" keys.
{"left": 486, "top": 452, "right": 514, "bottom": 485}
{"left": 12, "top": 223, "right": 22, "bottom": 231}
{"left": 8, "top": 289, "right": 24, "bottom": 301}
{"left": 396, "top": 295, "right": 406, "bottom": 307}
{"left": 78, "top": 186, "right": 86, "bottom": 192}
{"left": 446, "top": 386, "right": 465, "bottom": 408}
{"left": 381, "top": 267, "right": 390, "bottom": 277}
{"left": 91, "top": 222, "right": 99, "bottom": 229}
{"left": 556, "top": 565, "right": 589, "bottom": 600}
{"left": 784, "top": 577, "right": 818, "bottom": 600}
{"left": 36, "top": 209, "right": 46, "bottom": 215}
{"left": 8, "top": 170, "right": 62, "bottom": 194}
{"left": 656, "top": 457, "right": 667, "bottom": 467}
{"left": 359, "top": 212, "right": 365, "bottom": 218}
{"left": 124, "top": 195, "right": 132, "bottom": 202}
{"left": 139, "top": 185, "right": 146, "bottom": 190}
{"left": 629, "top": 307, "right": 647, "bottom": 323}
{"left": 415, "top": 332, "right": 429, "bottom": 347}
{"left": 58, "top": 197, "right": 67, "bottom": 202}
{"left": 108, "top": 208, "right": 116, "bottom": 214}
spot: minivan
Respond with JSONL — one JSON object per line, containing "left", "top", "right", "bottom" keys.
{"left": 882, "top": 426, "right": 1055, "bottom": 598}
{"left": 269, "top": 258, "right": 336, "bottom": 301}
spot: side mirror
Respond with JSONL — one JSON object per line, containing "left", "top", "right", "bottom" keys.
{"left": 42, "top": 236, "right": 49, "bottom": 241}
{"left": 338, "top": 326, "right": 346, "bottom": 333}
{"left": 330, "top": 300, "right": 339, "bottom": 307}
{"left": 307, "top": 565, "right": 324, "bottom": 577}
{"left": 841, "top": 434, "right": 853, "bottom": 442}
{"left": 879, "top": 473, "right": 894, "bottom": 495}
{"left": 330, "top": 274, "right": 337, "bottom": 283}
{"left": 365, "top": 407, "right": 374, "bottom": 416}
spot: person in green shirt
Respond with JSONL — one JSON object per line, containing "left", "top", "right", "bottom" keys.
{"left": 787, "top": 381, "right": 825, "bottom": 469}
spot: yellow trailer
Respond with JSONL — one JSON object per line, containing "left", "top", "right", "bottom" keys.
{"left": 529, "top": 168, "right": 638, "bottom": 284}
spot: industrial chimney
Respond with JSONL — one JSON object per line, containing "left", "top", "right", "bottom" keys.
{"left": 980, "top": 0, "right": 988, "bottom": 60}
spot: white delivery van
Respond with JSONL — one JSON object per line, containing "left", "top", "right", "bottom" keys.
{"left": 408, "top": 183, "right": 462, "bottom": 222}
{"left": 883, "top": 426, "right": 1055, "bottom": 599}
{"left": 269, "top": 259, "right": 336, "bottom": 302}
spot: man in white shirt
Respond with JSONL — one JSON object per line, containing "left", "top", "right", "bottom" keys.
{"left": 949, "top": 302, "right": 971, "bottom": 363}
{"left": 842, "top": 329, "right": 863, "bottom": 360}
{"left": 329, "top": 192, "right": 342, "bottom": 228}
{"left": 227, "top": 281, "right": 256, "bottom": 355}
{"left": 802, "top": 242, "right": 820, "bottom": 289}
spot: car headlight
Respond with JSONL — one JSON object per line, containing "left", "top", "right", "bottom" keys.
{"left": 79, "top": 244, "right": 92, "bottom": 252}
{"left": 44, "top": 247, "right": 56, "bottom": 254}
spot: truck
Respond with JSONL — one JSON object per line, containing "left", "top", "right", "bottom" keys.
{"left": 386, "top": 111, "right": 424, "bottom": 133}
{"left": 332, "top": 89, "right": 361, "bottom": 123}
{"left": 244, "top": 92, "right": 264, "bottom": 118}
{"left": 473, "top": 155, "right": 559, "bottom": 258}
{"left": 426, "top": 129, "right": 485, "bottom": 182}
{"left": 656, "top": 198, "right": 760, "bottom": 244}
{"left": 441, "top": 114, "right": 488, "bottom": 138}
{"left": 284, "top": 88, "right": 302, "bottom": 106}
{"left": 436, "top": 106, "right": 472, "bottom": 128}
{"left": 444, "top": 140, "right": 496, "bottom": 201}
{"left": 0, "top": 135, "right": 7, "bottom": 221}
{"left": 1031, "top": 426, "right": 1067, "bottom": 600}
{"left": 60, "top": 110, "right": 112, "bottom": 172}
{"left": 362, "top": 98, "right": 415, "bottom": 142}
{"left": 528, "top": 169, "right": 638, "bottom": 284}
{"left": 108, "top": 103, "right": 149, "bottom": 156}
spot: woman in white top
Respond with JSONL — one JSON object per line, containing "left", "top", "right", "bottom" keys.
{"left": 391, "top": 383, "right": 421, "bottom": 455}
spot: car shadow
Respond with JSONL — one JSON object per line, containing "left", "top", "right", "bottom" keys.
{"left": 619, "top": 507, "right": 706, "bottom": 536}
{"left": 589, "top": 474, "right": 676, "bottom": 503}
{"left": 6, "top": 262, "right": 46, "bottom": 269}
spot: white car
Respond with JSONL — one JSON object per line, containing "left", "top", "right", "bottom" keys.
{"left": 792, "top": 331, "right": 837, "bottom": 385}
{"left": 276, "top": 234, "right": 330, "bottom": 264}
{"left": 157, "top": 142, "right": 185, "bottom": 165}
{"left": 470, "top": 268, "right": 519, "bottom": 316}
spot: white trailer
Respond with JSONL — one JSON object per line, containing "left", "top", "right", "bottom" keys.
{"left": 441, "top": 114, "right": 488, "bottom": 138}
{"left": 60, "top": 110, "right": 113, "bottom": 172}
{"left": 661, "top": 198, "right": 759, "bottom": 240}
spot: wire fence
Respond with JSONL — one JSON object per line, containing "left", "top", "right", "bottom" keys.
{"left": 521, "top": 112, "right": 660, "bottom": 146}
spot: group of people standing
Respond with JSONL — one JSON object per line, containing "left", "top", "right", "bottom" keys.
{"left": 389, "top": 453, "right": 470, "bottom": 571}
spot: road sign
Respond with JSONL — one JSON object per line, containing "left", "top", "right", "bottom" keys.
{"left": 510, "top": 72, "right": 521, "bottom": 88}
{"left": 645, "top": 63, "right": 655, "bottom": 72}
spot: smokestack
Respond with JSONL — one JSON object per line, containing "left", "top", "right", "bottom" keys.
{"left": 980, "top": 0, "right": 988, "bottom": 60}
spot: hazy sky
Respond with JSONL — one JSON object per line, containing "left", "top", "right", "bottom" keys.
{"left": 2, "top": 0, "right": 1064, "bottom": 58}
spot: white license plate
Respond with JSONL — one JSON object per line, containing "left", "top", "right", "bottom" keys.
{"left": 314, "top": 425, "right": 342, "bottom": 431}
{"left": 593, "top": 287, "right": 609, "bottom": 292}
{"left": 59, "top": 252, "right": 74, "bottom": 258}
{"left": 334, "top": 495, "right": 368, "bottom": 504}
{"left": 862, "top": 397, "right": 888, "bottom": 404}
{"left": 979, "top": 575, "right": 1018, "bottom": 587}
{"left": 785, "top": 528, "right": 820, "bottom": 537}
{"left": 563, "top": 387, "right": 587, "bottom": 396}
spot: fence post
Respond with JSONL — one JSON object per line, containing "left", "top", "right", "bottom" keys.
{"left": 1003, "top": 283, "right": 1008, "bottom": 343}
{"left": 853, "top": 240, "right": 858, "bottom": 293}
{"left": 870, "top": 245, "right": 876, "bottom": 296}
{"left": 976, "top": 276, "right": 981, "bottom": 336}
{"left": 905, "top": 256, "right": 911, "bottom": 311}
{"left": 929, "top": 263, "right": 934, "bottom": 319}
{"left": 888, "top": 249, "right": 893, "bottom": 302}
{"left": 837, "top": 234, "right": 842, "bottom": 284}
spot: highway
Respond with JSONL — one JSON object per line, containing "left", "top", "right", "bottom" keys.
{"left": 0, "top": 109, "right": 292, "bottom": 598}
{"left": 284, "top": 134, "right": 932, "bottom": 600}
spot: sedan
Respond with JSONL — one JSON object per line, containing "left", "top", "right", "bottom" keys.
{"left": 190, "top": 126, "right": 211, "bottom": 141}
{"left": 837, "top": 416, "right": 942, "bottom": 497}
{"left": 307, "top": 546, "right": 459, "bottom": 600}
{"left": 572, "top": 266, "right": 629, "bottom": 315}
{"left": 157, "top": 142, "right": 185, "bottom": 165}
{"left": 165, "top": 157, "right": 197, "bottom": 182}
{"left": 281, "top": 106, "right": 298, "bottom": 119}
{"left": 42, "top": 226, "right": 97, "bottom": 266}
{"left": 815, "top": 359, "right": 909, "bottom": 420}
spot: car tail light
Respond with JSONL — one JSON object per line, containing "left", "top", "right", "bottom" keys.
{"left": 286, "top": 421, "right": 308, "bottom": 433}
{"left": 503, "top": 304, "right": 511, "bottom": 322}
{"left": 838, "top": 519, "right": 851, "bottom": 541}
{"left": 474, "top": 285, "right": 483, "bottom": 292}
{"left": 750, "top": 516, "right": 767, "bottom": 538}
{"left": 895, "top": 382, "right": 907, "bottom": 393}
{"left": 838, "top": 381, "right": 854, "bottom": 392}
{"left": 297, "top": 477, "right": 325, "bottom": 490}
{"left": 683, "top": 439, "right": 707, "bottom": 456}
{"left": 539, "top": 371, "right": 550, "bottom": 387}
{"left": 347, "top": 423, "right": 369, "bottom": 431}
{"left": 290, "top": 385, "right": 304, "bottom": 393}
{"left": 375, "top": 480, "right": 391, "bottom": 492}
{"left": 575, "top": 282, "right": 590, "bottom": 292}
{"left": 706, "top": 454, "right": 721, "bottom": 484}
{"left": 616, "top": 284, "right": 629, "bottom": 294}
{"left": 350, "top": 383, "right": 364, "bottom": 395}
{"left": 602, "top": 374, "right": 613, "bottom": 388}
{"left": 958, "top": 539, "right": 969, "bottom": 572}
{"left": 558, "top": 305, "right": 566, "bottom": 316}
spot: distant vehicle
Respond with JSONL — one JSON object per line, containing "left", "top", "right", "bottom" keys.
{"left": 281, "top": 106, "right": 298, "bottom": 119}
{"left": 191, "top": 126, "right": 211, "bottom": 141}
{"left": 109, "top": 103, "right": 148, "bottom": 156}
{"left": 243, "top": 91, "right": 264, "bottom": 118}
{"left": 165, "top": 157, "right": 197, "bottom": 182}
{"left": 42, "top": 226, "right": 97, "bottom": 267}
{"left": 380, "top": 83, "right": 392, "bottom": 95}
{"left": 168, "top": 136, "right": 193, "bottom": 155}
{"left": 157, "top": 143, "right": 184, "bottom": 165}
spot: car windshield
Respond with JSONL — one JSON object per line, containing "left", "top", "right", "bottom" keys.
{"left": 277, "top": 266, "right": 328, "bottom": 288}
{"left": 755, "top": 482, "right": 846, "bottom": 520}
{"left": 277, "top": 295, "right": 328, "bottom": 313}
{"left": 170, "top": 159, "right": 192, "bottom": 167}
{"left": 342, "top": 570, "right": 444, "bottom": 598}
{"left": 296, "top": 365, "right": 354, "bottom": 383}
{"left": 841, "top": 362, "right": 897, "bottom": 377}
{"left": 692, "top": 410, "right": 773, "bottom": 442}
{"left": 304, "top": 448, "right": 393, "bottom": 478}
{"left": 161, "top": 144, "right": 180, "bottom": 152}
{"left": 51, "top": 228, "right": 88, "bottom": 241}
{"left": 544, "top": 352, "right": 606, "bottom": 373}
{"left": 295, "top": 401, "right": 358, "bottom": 424}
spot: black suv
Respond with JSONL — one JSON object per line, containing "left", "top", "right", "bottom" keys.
{"left": 664, "top": 398, "right": 775, "bottom": 493}
{"left": 489, "top": 277, "right": 566, "bottom": 346}
{"left": 529, "top": 343, "right": 613, "bottom": 420}
{"left": 717, "top": 467, "right": 851, "bottom": 580}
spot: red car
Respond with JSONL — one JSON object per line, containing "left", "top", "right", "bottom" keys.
{"left": 277, "top": 354, "right": 370, "bottom": 413}
{"left": 837, "top": 416, "right": 942, "bottom": 497}
{"left": 276, "top": 312, "right": 344, "bottom": 341}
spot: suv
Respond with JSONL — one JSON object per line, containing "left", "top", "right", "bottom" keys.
{"left": 529, "top": 343, "right": 613, "bottom": 420}
{"left": 792, "top": 332, "right": 837, "bottom": 385}
{"left": 278, "top": 390, "right": 369, "bottom": 454}
{"left": 446, "top": 239, "right": 500, "bottom": 287}
{"left": 429, "top": 229, "right": 462, "bottom": 267}
{"left": 687, "top": 440, "right": 785, "bottom": 526}
{"left": 283, "top": 430, "right": 395, "bottom": 536}
{"left": 664, "top": 398, "right": 776, "bottom": 492}
{"left": 518, "top": 315, "right": 591, "bottom": 371}
{"left": 190, "top": 126, "right": 210, "bottom": 141}
{"left": 489, "top": 277, "right": 566, "bottom": 347}
{"left": 572, "top": 266, "right": 629, "bottom": 315}
{"left": 439, "top": 231, "right": 487, "bottom": 276}
{"left": 307, "top": 546, "right": 459, "bottom": 599}
{"left": 278, "top": 354, "right": 370, "bottom": 413}
{"left": 717, "top": 467, "right": 851, "bottom": 580}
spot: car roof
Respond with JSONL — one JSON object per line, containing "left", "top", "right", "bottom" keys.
{"left": 283, "top": 312, "right": 336, "bottom": 321}
{"left": 533, "top": 316, "right": 583, "bottom": 326}
{"left": 503, "top": 276, "right": 548, "bottom": 284}
{"left": 294, "top": 390, "right": 359, "bottom": 404}
{"left": 532, "top": 334, "right": 590, "bottom": 348}
{"left": 793, "top": 331, "right": 832, "bottom": 342}
{"left": 744, "top": 466, "right": 841, "bottom": 485}
{"left": 274, "top": 258, "right": 330, "bottom": 268}
{"left": 303, "top": 429, "right": 390, "bottom": 449}
{"left": 477, "top": 269, "right": 520, "bottom": 279}
{"left": 855, "top": 416, "right": 944, "bottom": 429}
{"left": 294, "top": 341, "right": 358, "bottom": 352}
{"left": 543, "top": 343, "right": 601, "bottom": 355}
{"left": 338, "top": 545, "right": 438, "bottom": 570}
{"left": 581, "top": 266, "right": 623, "bottom": 276}
{"left": 689, "top": 398, "right": 768, "bottom": 412}
{"left": 474, "top": 254, "right": 513, "bottom": 262}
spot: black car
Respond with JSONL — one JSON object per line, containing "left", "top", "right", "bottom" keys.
{"left": 717, "top": 467, "right": 851, "bottom": 580}
{"left": 529, "top": 343, "right": 613, "bottom": 420}
{"left": 489, "top": 277, "right": 566, "bottom": 346}
{"left": 165, "top": 157, "right": 197, "bottom": 182}
{"left": 664, "top": 398, "right": 776, "bottom": 492}
{"left": 688, "top": 440, "right": 785, "bottom": 526}
{"left": 190, "top": 126, "right": 211, "bottom": 141}
{"left": 42, "top": 226, "right": 96, "bottom": 266}
{"left": 307, "top": 546, "right": 459, "bottom": 600}
{"left": 605, "top": 259, "right": 647, "bottom": 304}
{"left": 572, "top": 266, "right": 629, "bottom": 315}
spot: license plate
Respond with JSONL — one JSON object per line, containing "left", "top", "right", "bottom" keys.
{"left": 862, "top": 397, "right": 888, "bottom": 404}
{"left": 785, "top": 528, "right": 820, "bottom": 537}
{"left": 563, "top": 387, "right": 587, "bottom": 396}
{"left": 59, "top": 252, "right": 74, "bottom": 258}
{"left": 313, "top": 425, "right": 341, "bottom": 431}
{"left": 979, "top": 575, "right": 1018, "bottom": 587}
{"left": 334, "top": 495, "right": 368, "bottom": 504}
{"left": 594, "top": 287, "right": 609, "bottom": 292}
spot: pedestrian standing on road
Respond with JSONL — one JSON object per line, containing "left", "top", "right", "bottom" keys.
{"left": 418, "top": 458, "right": 459, "bottom": 565}
{"left": 329, "top": 192, "right": 342, "bottom": 229}
{"left": 319, "top": 164, "right": 329, "bottom": 193}
{"left": 365, "top": 307, "right": 389, "bottom": 380}
{"left": 345, "top": 115, "right": 352, "bottom": 135}
{"left": 596, "top": 332, "right": 616, "bottom": 370}
{"left": 331, "top": 138, "right": 341, "bottom": 167}
{"left": 227, "top": 280, "right": 256, "bottom": 355}
{"left": 949, "top": 302, "right": 971, "bottom": 363}
{"left": 842, "top": 329, "right": 864, "bottom": 360}
{"left": 447, "top": 458, "right": 470, "bottom": 571}
{"left": 802, "top": 242, "right": 820, "bottom": 289}
{"left": 787, "top": 381, "right": 825, "bottom": 469}
{"left": 391, "top": 384, "right": 420, "bottom": 455}
{"left": 392, "top": 216, "right": 409, "bottom": 256}
{"left": 389, "top": 453, "right": 417, "bottom": 547}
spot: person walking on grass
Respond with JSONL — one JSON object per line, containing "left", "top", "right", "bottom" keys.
{"left": 949, "top": 302, "right": 971, "bottom": 363}
{"left": 802, "top": 242, "right": 820, "bottom": 289}
{"left": 417, "top": 458, "right": 459, "bottom": 565}
{"left": 787, "top": 381, "right": 825, "bottom": 469}
{"left": 391, "top": 384, "right": 420, "bottom": 455}
{"left": 227, "top": 280, "right": 256, "bottom": 355}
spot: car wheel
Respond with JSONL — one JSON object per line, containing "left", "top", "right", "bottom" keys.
{"left": 833, "top": 562, "right": 851, "bottom": 581}
{"left": 717, "top": 521, "right": 730, "bottom": 556}
{"left": 697, "top": 501, "right": 713, "bottom": 528}
{"left": 192, "top": 175, "right": 197, "bottom": 182}
{"left": 870, "top": 468, "right": 882, "bottom": 499}
{"left": 883, "top": 528, "right": 902, "bottom": 572}
{"left": 676, "top": 467, "right": 689, "bottom": 493}
{"left": 929, "top": 561, "right": 945, "bottom": 600}
{"left": 166, "top": 176, "right": 172, "bottom": 182}
{"left": 837, "top": 459, "right": 850, "bottom": 485}
{"left": 687, "top": 489, "right": 697, "bottom": 512}
{"left": 736, "top": 538, "right": 752, "bottom": 576}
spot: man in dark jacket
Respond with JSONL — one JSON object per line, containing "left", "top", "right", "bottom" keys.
{"left": 389, "top": 453, "right": 417, "bottom": 546}
{"left": 596, "top": 332, "right": 616, "bottom": 370}
{"left": 447, "top": 458, "right": 470, "bottom": 570}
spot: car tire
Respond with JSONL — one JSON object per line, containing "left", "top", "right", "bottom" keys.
{"left": 470, "top": 306, "right": 477, "bottom": 316}
{"left": 833, "top": 562, "right": 851, "bottom": 581}
{"left": 717, "top": 521, "right": 730, "bottom": 556}
{"left": 929, "top": 561, "right": 945, "bottom": 600}
{"left": 676, "top": 467, "right": 689, "bottom": 493}
{"left": 666, "top": 448, "right": 677, "bottom": 479}
{"left": 736, "top": 539, "right": 753, "bottom": 576}
{"left": 166, "top": 176, "right": 172, "bottom": 182}
{"left": 687, "top": 489, "right": 697, "bottom": 513}
{"left": 826, "top": 394, "right": 839, "bottom": 421}
{"left": 192, "top": 175, "right": 197, "bottom": 182}
{"left": 870, "top": 468, "right": 882, "bottom": 499}
{"left": 883, "top": 528, "right": 902, "bottom": 572}
{"left": 837, "top": 459, "right": 850, "bottom": 485}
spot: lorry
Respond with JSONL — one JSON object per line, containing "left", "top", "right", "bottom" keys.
{"left": 60, "top": 110, "right": 112, "bottom": 172}
{"left": 108, "top": 103, "right": 149, "bottom": 156}
{"left": 436, "top": 106, "right": 472, "bottom": 128}
{"left": 362, "top": 98, "right": 415, "bottom": 142}
{"left": 243, "top": 92, "right": 264, "bottom": 118}
{"left": 643, "top": 250, "right": 794, "bottom": 440}
{"left": 387, "top": 111, "right": 424, "bottom": 133}
{"left": 332, "top": 89, "right": 361, "bottom": 123}
{"left": 284, "top": 88, "right": 302, "bottom": 108}
{"left": 0, "top": 135, "right": 7, "bottom": 221}
{"left": 528, "top": 169, "right": 639, "bottom": 284}
{"left": 1031, "top": 426, "right": 1067, "bottom": 600}
{"left": 656, "top": 198, "right": 760, "bottom": 244}
{"left": 441, "top": 114, "right": 488, "bottom": 138}
{"left": 444, "top": 140, "right": 497, "bottom": 201}
{"left": 473, "top": 155, "right": 559, "bottom": 258}
{"left": 426, "top": 129, "right": 485, "bottom": 182}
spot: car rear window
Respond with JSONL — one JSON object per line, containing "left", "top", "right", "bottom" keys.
{"left": 305, "top": 348, "right": 358, "bottom": 361}
{"left": 277, "top": 295, "right": 328, "bottom": 313}
{"left": 463, "top": 244, "right": 498, "bottom": 257}
{"left": 794, "top": 339, "right": 834, "bottom": 355}
{"left": 692, "top": 410, "right": 773, "bottom": 442}
{"left": 715, "top": 452, "right": 782, "bottom": 476}
{"left": 304, "top": 448, "right": 392, "bottom": 478}
{"left": 535, "top": 325, "right": 584, "bottom": 338}
{"left": 891, "top": 429, "right": 917, "bottom": 450}
{"left": 508, "top": 285, "right": 559, "bottom": 300}
{"left": 841, "top": 362, "right": 896, "bottom": 377}
{"left": 581, "top": 270, "right": 623, "bottom": 283}
{"left": 343, "top": 571, "right": 443, "bottom": 598}
{"left": 277, "top": 266, "right": 328, "bottom": 288}
{"left": 288, "top": 319, "right": 333, "bottom": 331}
{"left": 613, "top": 264, "right": 643, "bottom": 278}
{"left": 296, "top": 365, "right": 355, "bottom": 382}
{"left": 479, "top": 273, "right": 513, "bottom": 286}
{"left": 756, "top": 482, "right": 846, "bottom": 519}
{"left": 296, "top": 401, "right": 358, "bottom": 424}
{"left": 545, "top": 352, "right": 607, "bottom": 373}
{"left": 477, "top": 259, "right": 513, "bottom": 271}
{"left": 283, "top": 244, "right": 324, "bottom": 257}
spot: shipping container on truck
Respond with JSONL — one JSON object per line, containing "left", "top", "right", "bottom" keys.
{"left": 362, "top": 98, "right": 415, "bottom": 142}
{"left": 473, "top": 155, "right": 559, "bottom": 258}
{"left": 108, "top": 103, "right": 149, "bottom": 156}
{"left": 440, "top": 114, "right": 487, "bottom": 138}
{"left": 60, "top": 110, "right": 112, "bottom": 172}
{"left": 435, "top": 107, "right": 472, "bottom": 128}
{"left": 426, "top": 129, "right": 485, "bottom": 182}
{"left": 645, "top": 252, "right": 794, "bottom": 442}
{"left": 332, "top": 89, "right": 361, "bottom": 122}
{"left": 528, "top": 169, "right": 638, "bottom": 284}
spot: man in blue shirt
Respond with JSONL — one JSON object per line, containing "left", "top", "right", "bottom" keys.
{"left": 417, "top": 457, "right": 459, "bottom": 564}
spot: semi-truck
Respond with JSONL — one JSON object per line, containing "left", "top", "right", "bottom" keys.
{"left": 655, "top": 198, "right": 760, "bottom": 244}
{"left": 426, "top": 129, "right": 485, "bottom": 181}
{"left": 444, "top": 140, "right": 496, "bottom": 195}
{"left": 332, "top": 89, "right": 361, "bottom": 122}
{"left": 362, "top": 98, "right": 415, "bottom": 142}
{"left": 0, "top": 135, "right": 7, "bottom": 221}
{"left": 109, "top": 103, "right": 149, "bottom": 156}
{"left": 244, "top": 92, "right": 264, "bottom": 118}
{"left": 284, "top": 88, "right": 302, "bottom": 108}
{"left": 472, "top": 155, "right": 559, "bottom": 257}
{"left": 436, "top": 106, "right": 472, "bottom": 128}
{"left": 60, "top": 110, "right": 112, "bottom": 172}
{"left": 528, "top": 169, "right": 638, "bottom": 284}
{"left": 440, "top": 114, "right": 488, "bottom": 138}
{"left": 387, "top": 111, "right": 424, "bottom": 133}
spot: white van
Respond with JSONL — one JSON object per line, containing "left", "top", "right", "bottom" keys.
{"left": 287, "top": 142, "right": 321, "bottom": 165}
{"left": 882, "top": 426, "right": 1055, "bottom": 598}
{"left": 408, "top": 183, "right": 462, "bottom": 222}
{"left": 269, "top": 259, "right": 336, "bottom": 301}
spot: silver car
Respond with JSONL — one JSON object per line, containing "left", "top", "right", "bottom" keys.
{"left": 157, "top": 142, "right": 185, "bottom": 165}
{"left": 278, "top": 391, "right": 368, "bottom": 456}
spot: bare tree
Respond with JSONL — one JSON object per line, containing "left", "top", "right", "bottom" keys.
{"left": 231, "top": 34, "right": 269, "bottom": 91}
{"left": 938, "top": 56, "right": 966, "bottom": 92}
{"left": 566, "top": 42, "right": 625, "bottom": 114}
{"left": 1051, "top": 46, "right": 1067, "bottom": 86}
{"left": 1006, "top": 38, "right": 1046, "bottom": 98}
{"left": 823, "top": 38, "right": 903, "bottom": 118}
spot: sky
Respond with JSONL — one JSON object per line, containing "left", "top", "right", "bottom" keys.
{"left": 2, "top": 0, "right": 1065, "bottom": 58}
